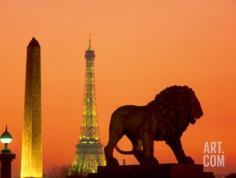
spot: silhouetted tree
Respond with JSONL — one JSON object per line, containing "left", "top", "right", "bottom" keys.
{"left": 226, "top": 173, "right": 236, "bottom": 178}
{"left": 45, "top": 165, "right": 70, "bottom": 178}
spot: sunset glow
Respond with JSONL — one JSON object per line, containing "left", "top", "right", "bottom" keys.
{"left": 0, "top": 0, "right": 235, "bottom": 177}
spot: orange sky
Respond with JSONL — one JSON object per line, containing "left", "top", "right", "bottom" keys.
{"left": 0, "top": 0, "right": 236, "bottom": 177}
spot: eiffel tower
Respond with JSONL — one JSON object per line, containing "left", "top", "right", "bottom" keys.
{"left": 68, "top": 37, "right": 106, "bottom": 177}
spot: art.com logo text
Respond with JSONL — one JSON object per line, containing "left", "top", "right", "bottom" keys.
{"left": 203, "top": 141, "right": 225, "bottom": 167}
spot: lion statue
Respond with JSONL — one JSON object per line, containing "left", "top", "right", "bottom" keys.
{"left": 104, "top": 85, "right": 203, "bottom": 166}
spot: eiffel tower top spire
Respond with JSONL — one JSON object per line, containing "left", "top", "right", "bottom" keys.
{"left": 88, "top": 34, "right": 92, "bottom": 50}
{"left": 85, "top": 35, "right": 95, "bottom": 60}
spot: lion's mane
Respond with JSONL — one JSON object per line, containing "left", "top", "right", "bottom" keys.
{"left": 148, "top": 85, "right": 201, "bottom": 140}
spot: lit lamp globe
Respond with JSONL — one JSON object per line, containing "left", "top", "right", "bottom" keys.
{"left": 0, "top": 126, "right": 13, "bottom": 153}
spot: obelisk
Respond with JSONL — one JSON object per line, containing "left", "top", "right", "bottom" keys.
{"left": 20, "top": 37, "right": 42, "bottom": 178}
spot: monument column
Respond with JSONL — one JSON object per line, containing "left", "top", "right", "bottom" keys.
{"left": 20, "top": 37, "right": 42, "bottom": 178}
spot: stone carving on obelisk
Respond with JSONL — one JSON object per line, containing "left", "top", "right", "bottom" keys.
{"left": 20, "top": 37, "right": 42, "bottom": 178}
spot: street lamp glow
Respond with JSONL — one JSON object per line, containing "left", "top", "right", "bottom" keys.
{"left": 0, "top": 126, "right": 13, "bottom": 152}
{"left": 0, "top": 138, "right": 12, "bottom": 144}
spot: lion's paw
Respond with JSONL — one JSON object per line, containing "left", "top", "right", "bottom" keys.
{"left": 107, "top": 158, "right": 119, "bottom": 167}
{"left": 179, "top": 156, "right": 195, "bottom": 164}
{"left": 143, "top": 157, "right": 159, "bottom": 166}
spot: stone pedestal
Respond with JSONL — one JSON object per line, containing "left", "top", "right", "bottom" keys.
{"left": 87, "top": 164, "right": 215, "bottom": 178}
{"left": 0, "top": 153, "right": 16, "bottom": 178}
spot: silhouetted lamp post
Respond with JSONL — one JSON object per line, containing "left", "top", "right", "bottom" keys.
{"left": 0, "top": 126, "right": 16, "bottom": 178}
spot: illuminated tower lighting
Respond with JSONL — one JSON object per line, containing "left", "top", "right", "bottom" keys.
{"left": 20, "top": 37, "right": 42, "bottom": 178}
{"left": 68, "top": 36, "right": 106, "bottom": 177}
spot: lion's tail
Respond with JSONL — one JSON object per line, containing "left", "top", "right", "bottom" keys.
{"left": 115, "top": 146, "right": 133, "bottom": 155}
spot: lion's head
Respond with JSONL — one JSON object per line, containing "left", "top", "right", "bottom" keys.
{"left": 149, "top": 85, "right": 203, "bottom": 139}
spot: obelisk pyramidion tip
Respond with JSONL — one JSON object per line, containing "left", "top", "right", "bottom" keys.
{"left": 28, "top": 37, "right": 40, "bottom": 47}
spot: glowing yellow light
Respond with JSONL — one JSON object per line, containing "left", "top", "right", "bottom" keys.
{"left": 20, "top": 38, "right": 42, "bottom": 178}
{"left": 68, "top": 38, "right": 106, "bottom": 176}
